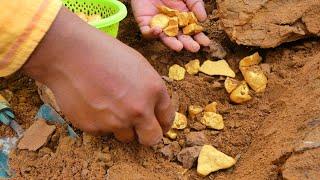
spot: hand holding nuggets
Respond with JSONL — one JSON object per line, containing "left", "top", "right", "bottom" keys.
{"left": 150, "top": 5, "right": 204, "bottom": 37}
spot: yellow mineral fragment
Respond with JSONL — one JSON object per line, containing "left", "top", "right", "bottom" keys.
{"left": 168, "top": 64, "right": 186, "bottom": 81}
{"left": 200, "top": 112, "right": 224, "bottom": 130}
{"left": 199, "top": 60, "right": 235, "bottom": 77}
{"left": 239, "top": 52, "right": 262, "bottom": 67}
{"left": 224, "top": 77, "right": 240, "bottom": 93}
{"left": 183, "top": 23, "right": 204, "bottom": 35}
{"left": 177, "top": 12, "right": 189, "bottom": 27}
{"left": 166, "top": 129, "right": 178, "bottom": 140}
{"left": 87, "top": 14, "right": 102, "bottom": 23}
{"left": 204, "top": 102, "right": 217, "bottom": 113}
{"left": 188, "top": 12, "right": 198, "bottom": 24}
{"left": 197, "top": 145, "right": 236, "bottom": 176}
{"left": 241, "top": 66, "right": 268, "bottom": 93}
{"left": 150, "top": 14, "right": 170, "bottom": 29}
{"left": 164, "top": 17, "right": 179, "bottom": 37}
{"left": 188, "top": 105, "right": 203, "bottom": 117}
{"left": 76, "top": 12, "right": 88, "bottom": 22}
{"left": 185, "top": 59, "right": 200, "bottom": 75}
{"left": 230, "top": 82, "right": 252, "bottom": 104}
{"left": 158, "top": 5, "right": 179, "bottom": 17}
{"left": 172, "top": 112, "right": 188, "bottom": 129}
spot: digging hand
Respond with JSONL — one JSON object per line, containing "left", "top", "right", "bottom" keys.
{"left": 22, "top": 7, "right": 175, "bottom": 146}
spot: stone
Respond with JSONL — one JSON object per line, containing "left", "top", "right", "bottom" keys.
{"left": 18, "top": 119, "right": 56, "bottom": 151}
{"left": 177, "top": 146, "right": 202, "bottom": 169}
{"left": 185, "top": 132, "right": 208, "bottom": 146}
{"left": 217, "top": 0, "right": 320, "bottom": 48}
{"left": 200, "top": 60, "right": 235, "bottom": 77}
{"left": 197, "top": 145, "right": 236, "bottom": 176}
{"left": 160, "top": 141, "right": 181, "bottom": 160}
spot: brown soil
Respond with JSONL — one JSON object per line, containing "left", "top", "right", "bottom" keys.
{"left": 217, "top": 0, "right": 320, "bottom": 48}
{"left": 1, "top": 1, "right": 320, "bottom": 179}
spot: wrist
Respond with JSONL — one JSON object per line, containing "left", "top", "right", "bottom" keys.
{"left": 22, "top": 7, "right": 84, "bottom": 84}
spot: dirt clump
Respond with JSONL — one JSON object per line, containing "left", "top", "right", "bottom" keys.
{"left": 177, "top": 146, "right": 202, "bottom": 169}
{"left": 17, "top": 119, "right": 56, "bottom": 151}
{"left": 217, "top": 0, "right": 320, "bottom": 48}
{"left": 185, "top": 131, "right": 208, "bottom": 146}
{"left": 281, "top": 148, "right": 320, "bottom": 180}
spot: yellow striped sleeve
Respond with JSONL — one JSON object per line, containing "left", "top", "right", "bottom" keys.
{"left": 0, "top": 0, "right": 62, "bottom": 77}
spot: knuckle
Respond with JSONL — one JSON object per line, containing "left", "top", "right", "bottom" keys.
{"left": 129, "top": 105, "right": 147, "bottom": 119}
{"left": 149, "top": 80, "right": 166, "bottom": 94}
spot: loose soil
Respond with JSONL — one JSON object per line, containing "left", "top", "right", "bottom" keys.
{"left": 1, "top": 1, "right": 320, "bottom": 179}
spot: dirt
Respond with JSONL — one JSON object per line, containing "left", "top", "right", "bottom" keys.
{"left": 0, "top": 0, "right": 320, "bottom": 179}
{"left": 217, "top": 0, "right": 320, "bottom": 48}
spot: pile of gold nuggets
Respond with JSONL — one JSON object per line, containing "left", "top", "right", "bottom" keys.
{"left": 150, "top": 5, "right": 204, "bottom": 37}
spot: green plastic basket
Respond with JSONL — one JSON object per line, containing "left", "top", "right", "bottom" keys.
{"left": 62, "top": 0, "right": 127, "bottom": 37}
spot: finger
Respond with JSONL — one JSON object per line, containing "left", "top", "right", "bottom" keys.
{"left": 140, "top": 26, "right": 162, "bottom": 39}
{"left": 160, "top": 33, "right": 184, "bottom": 52}
{"left": 177, "top": 34, "right": 201, "bottom": 52}
{"left": 184, "top": 0, "right": 207, "bottom": 21}
{"left": 113, "top": 127, "right": 135, "bottom": 143}
{"left": 194, "top": 32, "right": 211, "bottom": 46}
{"left": 134, "top": 116, "right": 163, "bottom": 146}
{"left": 155, "top": 90, "right": 175, "bottom": 133}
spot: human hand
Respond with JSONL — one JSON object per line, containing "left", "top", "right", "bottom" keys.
{"left": 132, "top": 0, "right": 211, "bottom": 52}
{"left": 23, "top": 7, "right": 174, "bottom": 146}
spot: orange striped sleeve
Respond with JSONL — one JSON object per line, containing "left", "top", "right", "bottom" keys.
{"left": 0, "top": 0, "right": 62, "bottom": 77}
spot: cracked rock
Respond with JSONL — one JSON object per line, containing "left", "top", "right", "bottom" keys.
{"left": 217, "top": 0, "right": 320, "bottom": 48}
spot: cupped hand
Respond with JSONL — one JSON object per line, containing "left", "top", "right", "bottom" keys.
{"left": 131, "top": 0, "right": 211, "bottom": 52}
{"left": 23, "top": 7, "right": 175, "bottom": 146}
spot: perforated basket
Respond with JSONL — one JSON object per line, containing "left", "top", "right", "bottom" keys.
{"left": 62, "top": 0, "right": 127, "bottom": 37}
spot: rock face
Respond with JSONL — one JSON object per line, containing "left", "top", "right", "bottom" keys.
{"left": 217, "top": 0, "right": 320, "bottom": 48}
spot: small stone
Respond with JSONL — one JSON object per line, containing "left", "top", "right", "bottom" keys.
{"left": 160, "top": 141, "right": 181, "bottom": 160}
{"left": 177, "top": 146, "right": 202, "bottom": 169}
{"left": 197, "top": 145, "right": 236, "bottom": 176}
{"left": 164, "top": 17, "right": 179, "bottom": 37}
{"left": 230, "top": 82, "right": 252, "bottom": 104}
{"left": 240, "top": 66, "right": 268, "bottom": 93}
{"left": 185, "top": 59, "right": 200, "bottom": 75}
{"left": 172, "top": 112, "right": 188, "bottom": 130}
{"left": 177, "top": 12, "right": 189, "bottom": 27}
{"left": 204, "top": 41, "right": 227, "bottom": 59}
{"left": 224, "top": 77, "right": 240, "bottom": 94}
{"left": 190, "top": 122, "right": 206, "bottom": 131}
{"left": 166, "top": 129, "right": 178, "bottom": 140}
{"left": 239, "top": 52, "right": 262, "bottom": 67}
{"left": 188, "top": 105, "right": 203, "bottom": 117}
{"left": 168, "top": 64, "right": 186, "bottom": 81}
{"left": 162, "top": 137, "right": 171, "bottom": 145}
{"left": 200, "top": 60, "right": 235, "bottom": 77}
{"left": 204, "top": 102, "right": 217, "bottom": 113}
{"left": 200, "top": 112, "right": 224, "bottom": 130}
{"left": 185, "top": 132, "right": 208, "bottom": 146}
{"left": 150, "top": 14, "right": 170, "bottom": 29}
{"left": 158, "top": 5, "right": 179, "bottom": 17}
{"left": 18, "top": 119, "right": 56, "bottom": 151}
{"left": 36, "top": 82, "right": 61, "bottom": 112}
